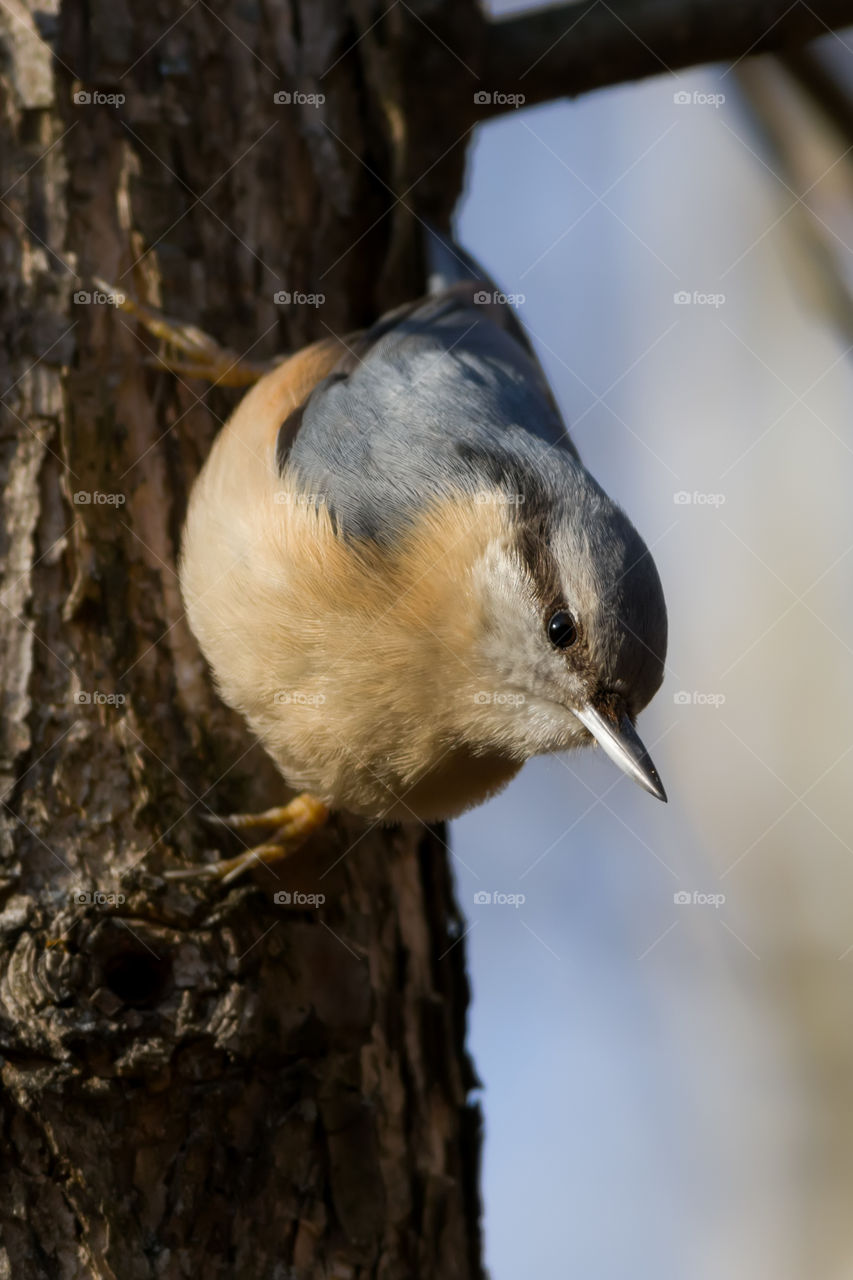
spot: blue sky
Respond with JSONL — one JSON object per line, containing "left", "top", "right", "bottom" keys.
{"left": 452, "top": 43, "right": 853, "bottom": 1279}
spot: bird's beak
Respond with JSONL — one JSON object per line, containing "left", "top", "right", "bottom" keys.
{"left": 572, "top": 705, "right": 667, "bottom": 802}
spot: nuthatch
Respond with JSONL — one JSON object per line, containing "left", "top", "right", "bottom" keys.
{"left": 159, "top": 236, "right": 667, "bottom": 880}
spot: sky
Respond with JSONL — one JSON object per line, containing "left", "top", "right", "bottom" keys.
{"left": 452, "top": 36, "right": 853, "bottom": 1280}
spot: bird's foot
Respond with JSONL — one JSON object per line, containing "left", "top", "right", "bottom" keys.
{"left": 165, "top": 793, "right": 330, "bottom": 886}
{"left": 94, "top": 276, "right": 274, "bottom": 387}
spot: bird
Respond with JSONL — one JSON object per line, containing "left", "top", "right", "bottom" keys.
{"left": 135, "top": 233, "right": 668, "bottom": 881}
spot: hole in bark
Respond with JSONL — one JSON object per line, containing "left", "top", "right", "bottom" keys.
{"left": 101, "top": 950, "right": 172, "bottom": 1007}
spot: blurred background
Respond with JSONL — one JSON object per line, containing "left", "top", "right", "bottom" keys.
{"left": 452, "top": 8, "right": 853, "bottom": 1278}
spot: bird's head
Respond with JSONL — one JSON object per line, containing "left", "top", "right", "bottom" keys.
{"left": 447, "top": 458, "right": 668, "bottom": 799}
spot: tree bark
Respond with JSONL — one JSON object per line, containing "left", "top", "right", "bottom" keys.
{"left": 0, "top": 2, "right": 483, "bottom": 1276}
{"left": 2, "top": 0, "right": 849, "bottom": 1275}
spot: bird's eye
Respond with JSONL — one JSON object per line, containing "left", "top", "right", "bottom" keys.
{"left": 547, "top": 610, "right": 578, "bottom": 649}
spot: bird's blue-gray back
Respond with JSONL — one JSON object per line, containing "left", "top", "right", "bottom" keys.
{"left": 282, "top": 291, "right": 583, "bottom": 544}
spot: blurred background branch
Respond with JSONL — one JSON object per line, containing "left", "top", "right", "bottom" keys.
{"left": 781, "top": 44, "right": 853, "bottom": 139}
{"left": 735, "top": 45, "right": 853, "bottom": 351}
{"left": 483, "top": 0, "right": 853, "bottom": 112}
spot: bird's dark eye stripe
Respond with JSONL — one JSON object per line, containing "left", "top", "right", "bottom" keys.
{"left": 547, "top": 610, "right": 578, "bottom": 649}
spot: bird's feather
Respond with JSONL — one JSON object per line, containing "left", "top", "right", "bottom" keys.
{"left": 279, "top": 283, "right": 580, "bottom": 544}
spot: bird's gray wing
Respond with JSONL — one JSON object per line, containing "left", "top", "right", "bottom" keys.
{"left": 279, "top": 283, "right": 580, "bottom": 545}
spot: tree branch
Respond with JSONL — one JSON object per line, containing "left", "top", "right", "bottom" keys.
{"left": 735, "top": 57, "right": 853, "bottom": 354}
{"left": 779, "top": 44, "right": 853, "bottom": 143}
{"left": 483, "top": 0, "right": 853, "bottom": 115}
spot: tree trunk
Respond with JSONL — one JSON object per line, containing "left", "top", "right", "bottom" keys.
{"left": 6, "top": 0, "right": 853, "bottom": 1275}
{"left": 0, "top": 2, "right": 484, "bottom": 1276}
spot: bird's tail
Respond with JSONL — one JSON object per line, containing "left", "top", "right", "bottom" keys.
{"left": 422, "top": 222, "right": 536, "bottom": 357}
{"left": 423, "top": 223, "right": 493, "bottom": 295}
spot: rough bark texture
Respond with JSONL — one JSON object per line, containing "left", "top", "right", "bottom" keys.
{"left": 2, "top": 0, "right": 850, "bottom": 1275}
{"left": 0, "top": 2, "right": 484, "bottom": 1276}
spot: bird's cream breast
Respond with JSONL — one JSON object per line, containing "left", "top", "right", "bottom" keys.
{"left": 391, "top": 743, "right": 522, "bottom": 821}
{"left": 182, "top": 428, "right": 522, "bottom": 819}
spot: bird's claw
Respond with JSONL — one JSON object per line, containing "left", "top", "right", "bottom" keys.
{"left": 164, "top": 842, "right": 290, "bottom": 885}
{"left": 94, "top": 276, "right": 274, "bottom": 387}
{"left": 166, "top": 795, "right": 330, "bottom": 886}
{"left": 199, "top": 805, "right": 301, "bottom": 833}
